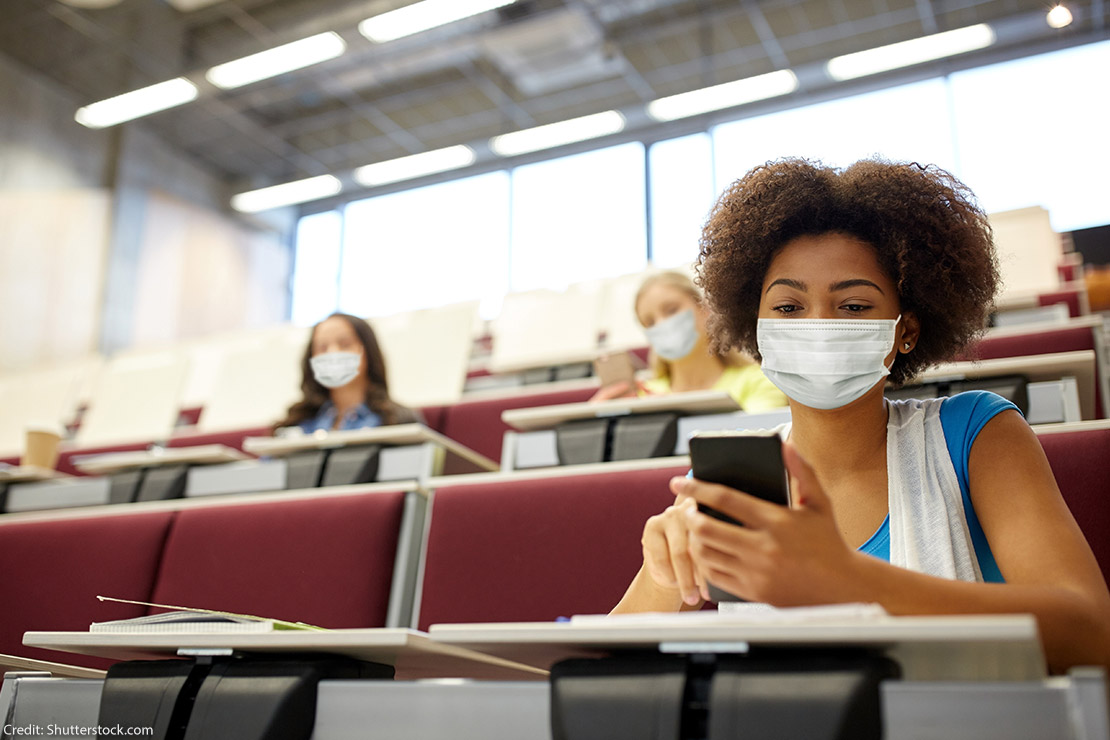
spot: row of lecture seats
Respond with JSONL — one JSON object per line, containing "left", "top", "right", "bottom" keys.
{"left": 2, "top": 421, "right": 1107, "bottom": 673}
{"left": 4, "top": 311, "right": 1099, "bottom": 478}
{"left": 2, "top": 239, "right": 1100, "bottom": 458}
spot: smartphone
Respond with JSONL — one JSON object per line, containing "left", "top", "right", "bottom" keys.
{"left": 593, "top": 352, "right": 643, "bottom": 390}
{"left": 687, "top": 429, "right": 791, "bottom": 602}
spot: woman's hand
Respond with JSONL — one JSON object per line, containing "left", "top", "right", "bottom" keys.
{"left": 682, "top": 443, "right": 866, "bottom": 606}
{"left": 640, "top": 480, "right": 710, "bottom": 605}
{"left": 589, "top": 380, "right": 637, "bottom": 402}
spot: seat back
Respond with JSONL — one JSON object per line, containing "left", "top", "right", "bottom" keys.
{"left": 0, "top": 511, "right": 175, "bottom": 668}
{"left": 150, "top": 490, "right": 408, "bottom": 628}
{"left": 417, "top": 464, "right": 687, "bottom": 630}
{"left": 438, "top": 386, "right": 598, "bottom": 465}
{"left": 1037, "top": 425, "right": 1110, "bottom": 586}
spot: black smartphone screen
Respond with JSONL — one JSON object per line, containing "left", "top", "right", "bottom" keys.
{"left": 687, "top": 432, "right": 790, "bottom": 601}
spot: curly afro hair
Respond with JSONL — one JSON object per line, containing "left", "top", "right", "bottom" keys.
{"left": 697, "top": 158, "right": 1000, "bottom": 386}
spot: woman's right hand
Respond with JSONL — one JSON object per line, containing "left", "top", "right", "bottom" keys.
{"left": 640, "top": 477, "right": 708, "bottom": 606}
{"left": 589, "top": 380, "right": 637, "bottom": 402}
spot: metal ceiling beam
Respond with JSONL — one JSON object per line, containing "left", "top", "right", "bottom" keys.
{"left": 741, "top": 0, "right": 793, "bottom": 70}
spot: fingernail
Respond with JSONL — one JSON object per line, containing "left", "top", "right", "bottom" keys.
{"left": 684, "top": 593, "right": 698, "bottom": 605}
{"left": 671, "top": 477, "right": 688, "bottom": 492}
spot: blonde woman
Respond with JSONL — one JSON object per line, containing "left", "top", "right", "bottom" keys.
{"left": 593, "top": 271, "right": 787, "bottom": 412}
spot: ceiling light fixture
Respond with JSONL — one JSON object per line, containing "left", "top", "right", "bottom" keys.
{"left": 231, "top": 175, "right": 343, "bottom": 213}
{"left": 359, "top": 0, "right": 516, "bottom": 43}
{"left": 490, "top": 111, "right": 626, "bottom": 157}
{"left": 826, "top": 23, "right": 996, "bottom": 81}
{"left": 206, "top": 32, "right": 347, "bottom": 90}
{"left": 646, "top": 70, "right": 799, "bottom": 122}
{"left": 354, "top": 146, "right": 477, "bottom": 187}
{"left": 75, "top": 78, "right": 198, "bottom": 129}
{"left": 1046, "top": 5, "right": 1074, "bottom": 28}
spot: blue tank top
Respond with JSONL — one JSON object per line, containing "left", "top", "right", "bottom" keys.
{"left": 858, "top": 391, "right": 1017, "bottom": 582}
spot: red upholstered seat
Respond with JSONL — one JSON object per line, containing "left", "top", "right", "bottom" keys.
{"left": 438, "top": 386, "right": 598, "bottom": 465}
{"left": 150, "top": 490, "right": 407, "bottom": 629}
{"left": 417, "top": 464, "right": 688, "bottom": 630}
{"left": 1038, "top": 427, "right": 1110, "bottom": 586}
{"left": 0, "top": 511, "right": 175, "bottom": 668}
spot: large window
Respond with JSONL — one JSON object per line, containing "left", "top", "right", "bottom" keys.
{"left": 712, "top": 78, "right": 957, "bottom": 192}
{"left": 649, "top": 133, "right": 715, "bottom": 269}
{"left": 509, "top": 142, "right": 647, "bottom": 292}
{"left": 291, "top": 42, "right": 1110, "bottom": 321}
{"left": 947, "top": 41, "right": 1110, "bottom": 232}
{"left": 290, "top": 210, "right": 342, "bottom": 326}
{"left": 339, "top": 172, "right": 511, "bottom": 318}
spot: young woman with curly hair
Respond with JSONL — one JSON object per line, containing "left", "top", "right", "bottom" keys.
{"left": 274, "top": 313, "right": 417, "bottom": 433}
{"left": 613, "top": 158, "right": 1110, "bottom": 673}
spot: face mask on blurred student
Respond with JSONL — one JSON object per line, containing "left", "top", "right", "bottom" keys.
{"left": 756, "top": 316, "right": 900, "bottom": 409}
{"left": 645, "top": 309, "right": 699, "bottom": 361}
{"left": 310, "top": 352, "right": 361, "bottom": 389}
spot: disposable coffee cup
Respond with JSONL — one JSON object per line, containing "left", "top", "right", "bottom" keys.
{"left": 22, "top": 424, "right": 63, "bottom": 470}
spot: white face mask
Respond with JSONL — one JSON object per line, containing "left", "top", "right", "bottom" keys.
{"left": 756, "top": 315, "right": 901, "bottom": 410}
{"left": 645, "top": 309, "right": 699, "bottom": 361}
{"left": 310, "top": 351, "right": 361, "bottom": 389}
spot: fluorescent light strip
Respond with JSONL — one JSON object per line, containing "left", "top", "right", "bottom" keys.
{"left": 490, "top": 111, "right": 626, "bottom": 157}
{"left": 231, "top": 175, "right": 343, "bottom": 213}
{"left": 359, "top": 0, "right": 516, "bottom": 43}
{"left": 354, "top": 145, "right": 476, "bottom": 187}
{"left": 647, "top": 70, "right": 798, "bottom": 122}
{"left": 206, "top": 32, "right": 346, "bottom": 90}
{"left": 75, "top": 78, "right": 198, "bottom": 129}
{"left": 827, "top": 23, "right": 995, "bottom": 81}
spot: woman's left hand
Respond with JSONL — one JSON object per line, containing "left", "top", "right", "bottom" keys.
{"left": 682, "top": 443, "right": 867, "bottom": 606}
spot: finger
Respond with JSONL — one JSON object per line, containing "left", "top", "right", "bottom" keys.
{"left": 686, "top": 505, "right": 764, "bottom": 553}
{"left": 641, "top": 520, "right": 678, "bottom": 588}
{"left": 782, "top": 442, "right": 831, "bottom": 513}
{"left": 669, "top": 476, "right": 696, "bottom": 504}
{"left": 665, "top": 521, "right": 701, "bottom": 606}
{"left": 681, "top": 476, "right": 786, "bottom": 529}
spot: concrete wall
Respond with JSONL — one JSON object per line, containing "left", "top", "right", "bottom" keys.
{"left": 0, "top": 52, "right": 294, "bottom": 373}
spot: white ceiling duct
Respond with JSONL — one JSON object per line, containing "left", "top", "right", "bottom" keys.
{"left": 480, "top": 7, "right": 625, "bottom": 96}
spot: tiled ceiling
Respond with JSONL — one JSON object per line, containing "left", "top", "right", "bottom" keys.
{"left": 2, "top": 0, "right": 1106, "bottom": 197}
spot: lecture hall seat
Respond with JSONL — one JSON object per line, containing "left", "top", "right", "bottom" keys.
{"left": 437, "top": 386, "right": 598, "bottom": 466}
{"left": 1037, "top": 424, "right": 1110, "bottom": 587}
{"left": 148, "top": 490, "right": 408, "bottom": 629}
{"left": 416, "top": 464, "right": 688, "bottom": 630}
{"left": 0, "top": 511, "right": 175, "bottom": 669}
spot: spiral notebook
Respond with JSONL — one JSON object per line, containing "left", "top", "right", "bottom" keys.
{"left": 89, "top": 595, "right": 326, "bottom": 633}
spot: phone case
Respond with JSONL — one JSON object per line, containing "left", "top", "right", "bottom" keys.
{"left": 688, "top": 430, "right": 790, "bottom": 602}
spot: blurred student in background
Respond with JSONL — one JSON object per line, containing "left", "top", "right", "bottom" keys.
{"left": 593, "top": 271, "right": 787, "bottom": 412}
{"left": 274, "top": 313, "right": 417, "bottom": 433}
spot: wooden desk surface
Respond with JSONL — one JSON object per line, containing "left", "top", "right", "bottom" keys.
{"left": 429, "top": 612, "right": 1046, "bottom": 682}
{"left": 0, "top": 465, "right": 71, "bottom": 483}
{"left": 501, "top": 390, "right": 741, "bottom": 432}
{"left": 242, "top": 424, "right": 498, "bottom": 473}
{"left": 73, "top": 444, "right": 249, "bottom": 475}
{"left": 23, "top": 628, "right": 547, "bottom": 682}
{"left": 915, "top": 350, "right": 1096, "bottom": 419}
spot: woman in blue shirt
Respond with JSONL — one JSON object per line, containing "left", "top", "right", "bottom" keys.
{"left": 274, "top": 313, "right": 417, "bottom": 433}
{"left": 613, "top": 158, "right": 1110, "bottom": 673}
